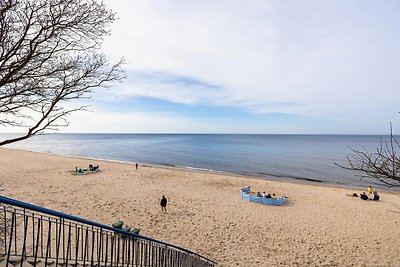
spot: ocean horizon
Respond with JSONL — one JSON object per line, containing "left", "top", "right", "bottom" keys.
{"left": 1, "top": 133, "right": 397, "bottom": 190}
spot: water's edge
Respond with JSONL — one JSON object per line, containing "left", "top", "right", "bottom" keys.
{"left": 2, "top": 133, "right": 399, "bottom": 191}
{"left": 4, "top": 146, "right": 395, "bottom": 193}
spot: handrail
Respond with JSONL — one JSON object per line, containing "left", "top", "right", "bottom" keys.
{"left": 0, "top": 195, "right": 216, "bottom": 265}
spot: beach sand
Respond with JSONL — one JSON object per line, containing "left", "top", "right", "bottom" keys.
{"left": 1, "top": 148, "right": 400, "bottom": 266}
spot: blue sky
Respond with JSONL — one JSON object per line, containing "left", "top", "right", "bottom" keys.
{"left": 65, "top": 0, "right": 400, "bottom": 134}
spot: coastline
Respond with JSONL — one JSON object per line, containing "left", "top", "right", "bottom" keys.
{"left": 1, "top": 148, "right": 400, "bottom": 266}
{"left": 2, "top": 147, "right": 393, "bottom": 193}
{"left": 2, "top": 133, "right": 388, "bottom": 189}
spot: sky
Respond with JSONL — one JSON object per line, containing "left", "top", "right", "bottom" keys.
{"left": 63, "top": 1, "right": 400, "bottom": 133}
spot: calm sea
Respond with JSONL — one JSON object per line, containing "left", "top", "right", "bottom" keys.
{"left": 1, "top": 133, "right": 396, "bottom": 189}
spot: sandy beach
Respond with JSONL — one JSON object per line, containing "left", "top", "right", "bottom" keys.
{"left": 1, "top": 148, "right": 400, "bottom": 266}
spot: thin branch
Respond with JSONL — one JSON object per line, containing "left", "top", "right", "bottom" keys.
{"left": 336, "top": 124, "right": 400, "bottom": 187}
{"left": 0, "top": 0, "right": 125, "bottom": 146}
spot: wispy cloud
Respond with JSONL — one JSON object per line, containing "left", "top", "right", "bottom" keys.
{"left": 92, "top": 0, "right": 400, "bottom": 133}
{"left": 95, "top": 71, "right": 226, "bottom": 105}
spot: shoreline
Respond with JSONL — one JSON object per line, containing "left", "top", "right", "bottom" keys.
{"left": 2, "top": 147, "right": 394, "bottom": 193}
{"left": 1, "top": 148, "right": 400, "bottom": 266}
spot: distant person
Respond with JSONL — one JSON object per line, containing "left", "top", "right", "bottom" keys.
{"left": 373, "top": 191, "right": 380, "bottom": 201}
{"left": 256, "top": 192, "right": 262, "bottom": 197}
{"left": 75, "top": 166, "right": 78, "bottom": 172}
{"left": 262, "top": 192, "right": 266, "bottom": 198}
{"left": 265, "top": 193, "right": 272, "bottom": 198}
{"left": 367, "top": 186, "right": 373, "bottom": 197}
{"left": 160, "top": 196, "right": 168, "bottom": 213}
{"left": 272, "top": 193, "right": 276, "bottom": 199}
{"left": 352, "top": 193, "right": 358, "bottom": 197}
{"left": 89, "top": 164, "right": 93, "bottom": 171}
{"left": 135, "top": 163, "right": 138, "bottom": 169}
{"left": 360, "top": 192, "right": 369, "bottom": 200}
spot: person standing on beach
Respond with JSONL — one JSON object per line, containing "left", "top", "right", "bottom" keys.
{"left": 135, "top": 163, "right": 138, "bottom": 169}
{"left": 160, "top": 196, "right": 167, "bottom": 213}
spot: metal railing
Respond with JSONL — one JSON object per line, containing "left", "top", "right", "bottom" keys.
{"left": 0, "top": 195, "right": 216, "bottom": 267}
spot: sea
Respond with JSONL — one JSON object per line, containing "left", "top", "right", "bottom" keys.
{"left": 1, "top": 133, "right": 397, "bottom": 190}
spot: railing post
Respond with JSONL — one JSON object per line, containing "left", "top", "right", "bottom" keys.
{"left": 75, "top": 227, "right": 80, "bottom": 267}
{"left": 83, "top": 228, "right": 89, "bottom": 266}
{"left": 14, "top": 209, "right": 17, "bottom": 256}
{"left": 91, "top": 226, "right": 95, "bottom": 267}
{"left": 20, "top": 214, "right": 29, "bottom": 266}
{"left": 6, "top": 212, "right": 16, "bottom": 267}
{"left": 62, "top": 220, "right": 68, "bottom": 263}
{"left": 40, "top": 215, "right": 43, "bottom": 258}
{"left": 2, "top": 207, "right": 6, "bottom": 255}
{"left": 121, "top": 236, "right": 125, "bottom": 267}
{"left": 65, "top": 223, "right": 71, "bottom": 267}
{"left": 97, "top": 229, "right": 102, "bottom": 267}
{"left": 105, "top": 232, "right": 109, "bottom": 267}
{"left": 116, "top": 235, "right": 120, "bottom": 267}
{"left": 126, "top": 237, "right": 131, "bottom": 267}
{"left": 110, "top": 235, "right": 114, "bottom": 266}
{"left": 55, "top": 218, "right": 62, "bottom": 267}
{"left": 33, "top": 219, "right": 41, "bottom": 267}
{"left": 45, "top": 220, "right": 52, "bottom": 266}
{"left": 32, "top": 214, "right": 35, "bottom": 258}
{"left": 134, "top": 238, "right": 137, "bottom": 267}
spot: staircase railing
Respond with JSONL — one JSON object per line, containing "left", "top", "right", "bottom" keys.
{"left": 0, "top": 195, "right": 216, "bottom": 267}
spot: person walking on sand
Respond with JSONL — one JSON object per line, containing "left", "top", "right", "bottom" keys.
{"left": 160, "top": 196, "right": 167, "bottom": 213}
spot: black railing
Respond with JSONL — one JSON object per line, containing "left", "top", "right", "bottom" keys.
{"left": 0, "top": 195, "right": 216, "bottom": 267}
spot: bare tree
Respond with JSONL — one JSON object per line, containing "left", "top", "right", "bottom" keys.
{"left": 0, "top": 0, "right": 124, "bottom": 146}
{"left": 337, "top": 124, "right": 400, "bottom": 187}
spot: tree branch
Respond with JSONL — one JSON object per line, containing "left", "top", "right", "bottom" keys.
{"left": 0, "top": 0, "right": 125, "bottom": 146}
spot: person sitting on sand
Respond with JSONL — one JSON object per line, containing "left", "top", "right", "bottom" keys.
{"left": 367, "top": 186, "right": 373, "bottom": 197}
{"left": 360, "top": 192, "right": 369, "bottom": 200}
{"left": 89, "top": 164, "right": 93, "bottom": 171}
{"left": 272, "top": 193, "right": 276, "bottom": 199}
{"left": 256, "top": 192, "right": 262, "bottom": 197}
{"left": 265, "top": 193, "right": 272, "bottom": 198}
{"left": 262, "top": 192, "right": 266, "bottom": 198}
{"left": 373, "top": 191, "right": 380, "bottom": 201}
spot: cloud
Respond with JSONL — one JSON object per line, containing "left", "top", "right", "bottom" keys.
{"left": 95, "top": 0, "right": 400, "bottom": 133}
{"left": 99, "top": 71, "right": 225, "bottom": 105}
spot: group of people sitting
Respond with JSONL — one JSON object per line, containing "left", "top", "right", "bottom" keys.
{"left": 75, "top": 164, "right": 99, "bottom": 173}
{"left": 354, "top": 186, "right": 380, "bottom": 201}
{"left": 256, "top": 191, "right": 277, "bottom": 199}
